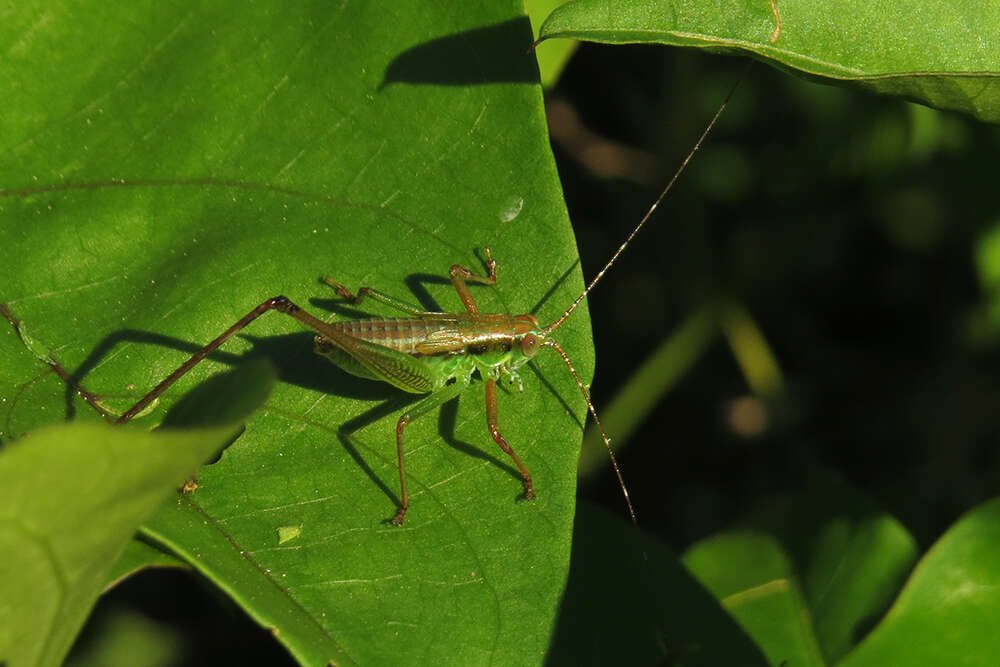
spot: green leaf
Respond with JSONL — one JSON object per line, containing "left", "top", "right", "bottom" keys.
{"left": 839, "top": 497, "right": 1000, "bottom": 667}
{"left": 159, "top": 356, "right": 276, "bottom": 428}
{"left": 0, "top": 420, "right": 258, "bottom": 667}
{"left": 538, "top": 0, "right": 1000, "bottom": 123}
{"left": 1, "top": 2, "right": 589, "bottom": 664}
{"left": 682, "top": 471, "right": 919, "bottom": 665}
{"left": 683, "top": 532, "right": 825, "bottom": 666}
{"left": 748, "top": 473, "right": 919, "bottom": 663}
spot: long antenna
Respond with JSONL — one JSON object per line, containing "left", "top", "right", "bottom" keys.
{"left": 544, "top": 74, "right": 744, "bottom": 334}
{"left": 544, "top": 337, "right": 638, "bottom": 523}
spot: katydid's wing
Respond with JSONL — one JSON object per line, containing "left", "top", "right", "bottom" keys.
{"left": 414, "top": 329, "right": 466, "bottom": 356}
{"left": 322, "top": 329, "right": 437, "bottom": 394}
{"left": 313, "top": 339, "right": 382, "bottom": 383}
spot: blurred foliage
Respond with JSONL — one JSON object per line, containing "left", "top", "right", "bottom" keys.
{"left": 552, "top": 44, "right": 1000, "bottom": 665}
{"left": 555, "top": 44, "right": 1000, "bottom": 557}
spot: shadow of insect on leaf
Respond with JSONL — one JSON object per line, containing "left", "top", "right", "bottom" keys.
{"left": 332, "top": 385, "right": 530, "bottom": 514}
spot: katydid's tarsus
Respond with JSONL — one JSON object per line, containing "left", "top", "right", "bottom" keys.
{"left": 111, "top": 86, "right": 736, "bottom": 526}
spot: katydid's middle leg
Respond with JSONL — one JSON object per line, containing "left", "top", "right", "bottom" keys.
{"left": 391, "top": 379, "right": 468, "bottom": 525}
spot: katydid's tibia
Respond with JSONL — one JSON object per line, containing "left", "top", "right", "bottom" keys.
{"left": 111, "top": 88, "right": 735, "bottom": 526}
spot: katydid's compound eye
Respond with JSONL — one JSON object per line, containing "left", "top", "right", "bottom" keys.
{"left": 521, "top": 333, "right": 539, "bottom": 358}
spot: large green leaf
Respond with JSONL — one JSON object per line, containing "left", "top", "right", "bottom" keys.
{"left": 1, "top": 2, "right": 591, "bottom": 664}
{"left": 537, "top": 0, "right": 1000, "bottom": 123}
{"left": 0, "top": 417, "right": 265, "bottom": 667}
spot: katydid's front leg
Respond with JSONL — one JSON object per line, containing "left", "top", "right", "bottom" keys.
{"left": 484, "top": 378, "right": 534, "bottom": 500}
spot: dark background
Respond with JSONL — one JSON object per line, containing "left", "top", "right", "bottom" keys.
{"left": 70, "top": 44, "right": 1000, "bottom": 665}
{"left": 563, "top": 46, "right": 1000, "bottom": 552}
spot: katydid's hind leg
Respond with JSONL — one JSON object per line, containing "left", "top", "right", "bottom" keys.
{"left": 322, "top": 278, "right": 428, "bottom": 316}
{"left": 449, "top": 248, "right": 497, "bottom": 314}
{"left": 117, "top": 296, "right": 306, "bottom": 424}
{"left": 390, "top": 381, "right": 467, "bottom": 525}
{"left": 484, "top": 378, "right": 535, "bottom": 500}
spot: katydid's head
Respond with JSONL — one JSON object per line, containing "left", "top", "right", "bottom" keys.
{"left": 511, "top": 312, "right": 577, "bottom": 369}
{"left": 513, "top": 313, "right": 542, "bottom": 359}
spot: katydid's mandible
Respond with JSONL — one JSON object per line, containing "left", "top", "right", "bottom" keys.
{"left": 112, "top": 85, "right": 736, "bottom": 526}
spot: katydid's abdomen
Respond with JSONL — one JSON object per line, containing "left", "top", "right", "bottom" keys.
{"left": 328, "top": 313, "right": 521, "bottom": 357}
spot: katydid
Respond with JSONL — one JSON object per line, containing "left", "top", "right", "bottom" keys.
{"left": 107, "top": 92, "right": 734, "bottom": 526}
